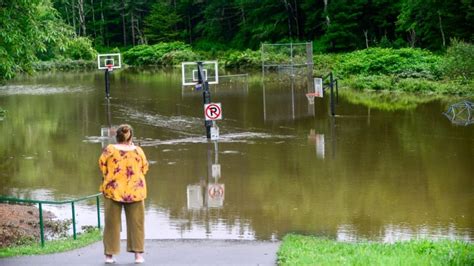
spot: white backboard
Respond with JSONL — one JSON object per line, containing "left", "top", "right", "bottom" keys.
{"left": 98, "top": 53, "right": 122, "bottom": 69}
{"left": 182, "top": 61, "right": 219, "bottom": 85}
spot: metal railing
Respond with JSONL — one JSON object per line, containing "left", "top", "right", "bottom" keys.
{"left": 0, "top": 193, "right": 102, "bottom": 247}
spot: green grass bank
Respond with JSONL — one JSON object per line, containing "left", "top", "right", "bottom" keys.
{"left": 0, "top": 229, "right": 101, "bottom": 258}
{"left": 277, "top": 234, "right": 474, "bottom": 266}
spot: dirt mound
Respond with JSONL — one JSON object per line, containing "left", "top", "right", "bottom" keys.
{"left": 0, "top": 203, "right": 55, "bottom": 248}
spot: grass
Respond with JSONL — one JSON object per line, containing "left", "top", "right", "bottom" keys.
{"left": 0, "top": 229, "right": 102, "bottom": 258}
{"left": 277, "top": 234, "right": 474, "bottom": 266}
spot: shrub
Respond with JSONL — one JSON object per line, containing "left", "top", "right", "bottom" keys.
{"left": 160, "top": 50, "right": 199, "bottom": 66}
{"left": 442, "top": 39, "right": 474, "bottom": 82}
{"left": 222, "top": 49, "right": 261, "bottom": 69}
{"left": 63, "top": 37, "right": 97, "bottom": 60}
{"left": 335, "top": 48, "right": 442, "bottom": 79}
{"left": 123, "top": 42, "right": 193, "bottom": 66}
{"left": 313, "top": 54, "right": 339, "bottom": 77}
{"left": 397, "top": 78, "right": 437, "bottom": 93}
{"left": 343, "top": 75, "right": 395, "bottom": 91}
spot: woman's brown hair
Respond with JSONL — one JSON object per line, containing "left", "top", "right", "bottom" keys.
{"left": 116, "top": 124, "right": 133, "bottom": 143}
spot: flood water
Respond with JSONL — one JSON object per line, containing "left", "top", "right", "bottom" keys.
{"left": 0, "top": 70, "right": 472, "bottom": 242}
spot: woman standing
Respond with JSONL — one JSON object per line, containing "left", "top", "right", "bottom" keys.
{"left": 99, "top": 124, "right": 149, "bottom": 264}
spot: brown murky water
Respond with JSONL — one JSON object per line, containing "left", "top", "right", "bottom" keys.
{"left": 0, "top": 70, "right": 472, "bottom": 242}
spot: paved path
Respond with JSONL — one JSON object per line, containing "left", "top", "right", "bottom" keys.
{"left": 1, "top": 239, "right": 280, "bottom": 265}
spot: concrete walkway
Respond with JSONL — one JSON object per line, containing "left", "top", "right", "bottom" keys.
{"left": 0, "top": 239, "right": 280, "bottom": 265}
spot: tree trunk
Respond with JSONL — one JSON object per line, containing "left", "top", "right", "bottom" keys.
{"left": 64, "top": 2, "right": 71, "bottom": 27}
{"left": 72, "top": 0, "right": 77, "bottom": 35}
{"left": 90, "top": 0, "right": 96, "bottom": 38}
{"left": 363, "top": 30, "right": 369, "bottom": 48}
{"left": 324, "top": 0, "right": 330, "bottom": 27}
{"left": 408, "top": 28, "right": 416, "bottom": 48}
{"left": 131, "top": 11, "right": 136, "bottom": 46}
{"left": 100, "top": 0, "right": 105, "bottom": 45}
{"left": 438, "top": 11, "right": 446, "bottom": 47}
{"left": 282, "top": 0, "right": 293, "bottom": 39}
{"left": 78, "top": 0, "right": 86, "bottom": 36}
{"left": 187, "top": 14, "right": 192, "bottom": 44}
{"left": 121, "top": 0, "right": 127, "bottom": 46}
{"left": 293, "top": 0, "right": 301, "bottom": 39}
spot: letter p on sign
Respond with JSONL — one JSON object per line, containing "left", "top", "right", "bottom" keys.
{"left": 204, "top": 103, "right": 222, "bottom": 121}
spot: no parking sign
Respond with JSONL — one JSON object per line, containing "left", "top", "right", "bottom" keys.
{"left": 204, "top": 103, "right": 222, "bottom": 121}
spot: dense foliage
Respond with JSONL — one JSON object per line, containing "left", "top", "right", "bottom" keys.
{"left": 0, "top": 0, "right": 67, "bottom": 80}
{"left": 123, "top": 42, "right": 198, "bottom": 66}
{"left": 334, "top": 48, "right": 442, "bottom": 79}
{"left": 0, "top": 0, "right": 96, "bottom": 81}
{"left": 442, "top": 39, "right": 474, "bottom": 82}
{"left": 48, "top": 0, "right": 472, "bottom": 52}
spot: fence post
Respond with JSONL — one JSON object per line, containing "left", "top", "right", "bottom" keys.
{"left": 38, "top": 203, "right": 45, "bottom": 247}
{"left": 330, "top": 72, "right": 335, "bottom": 116}
{"left": 96, "top": 196, "right": 101, "bottom": 229}
{"left": 71, "top": 202, "right": 77, "bottom": 240}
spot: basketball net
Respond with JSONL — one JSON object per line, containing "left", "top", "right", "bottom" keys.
{"left": 306, "top": 93, "right": 316, "bottom": 105}
{"left": 106, "top": 64, "right": 114, "bottom": 72}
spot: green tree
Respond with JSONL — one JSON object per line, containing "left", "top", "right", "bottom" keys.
{"left": 144, "top": 1, "right": 182, "bottom": 44}
{"left": 397, "top": 0, "right": 473, "bottom": 50}
{"left": 233, "top": 0, "right": 298, "bottom": 49}
{"left": 0, "top": 0, "right": 71, "bottom": 81}
{"left": 322, "top": 0, "right": 365, "bottom": 51}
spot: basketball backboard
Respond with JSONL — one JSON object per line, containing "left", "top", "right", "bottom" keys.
{"left": 181, "top": 61, "right": 219, "bottom": 86}
{"left": 98, "top": 53, "right": 122, "bottom": 70}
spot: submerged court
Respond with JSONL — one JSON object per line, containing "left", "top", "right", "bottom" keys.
{"left": 0, "top": 66, "right": 472, "bottom": 243}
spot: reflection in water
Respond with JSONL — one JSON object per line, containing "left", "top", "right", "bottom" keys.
{"left": 99, "top": 98, "right": 117, "bottom": 148}
{"left": 263, "top": 69, "right": 315, "bottom": 122}
{"left": 308, "top": 129, "right": 325, "bottom": 159}
{"left": 187, "top": 141, "right": 225, "bottom": 210}
{"left": 339, "top": 89, "right": 439, "bottom": 111}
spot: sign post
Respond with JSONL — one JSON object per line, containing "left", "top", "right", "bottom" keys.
{"left": 196, "top": 62, "right": 213, "bottom": 139}
{"left": 204, "top": 103, "right": 222, "bottom": 140}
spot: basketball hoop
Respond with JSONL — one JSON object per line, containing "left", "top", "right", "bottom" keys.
{"left": 106, "top": 64, "right": 114, "bottom": 72}
{"left": 306, "top": 93, "right": 318, "bottom": 104}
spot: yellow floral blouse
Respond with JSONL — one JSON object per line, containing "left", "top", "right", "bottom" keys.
{"left": 99, "top": 144, "right": 149, "bottom": 202}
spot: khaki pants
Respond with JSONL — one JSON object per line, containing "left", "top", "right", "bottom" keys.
{"left": 103, "top": 198, "right": 145, "bottom": 255}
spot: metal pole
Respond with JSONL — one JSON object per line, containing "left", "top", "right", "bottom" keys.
{"left": 71, "top": 202, "right": 77, "bottom": 240}
{"left": 96, "top": 196, "right": 101, "bottom": 229}
{"left": 197, "top": 62, "right": 212, "bottom": 139}
{"left": 105, "top": 69, "right": 110, "bottom": 98}
{"left": 39, "top": 203, "right": 45, "bottom": 247}
{"left": 330, "top": 72, "right": 335, "bottom": 116}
